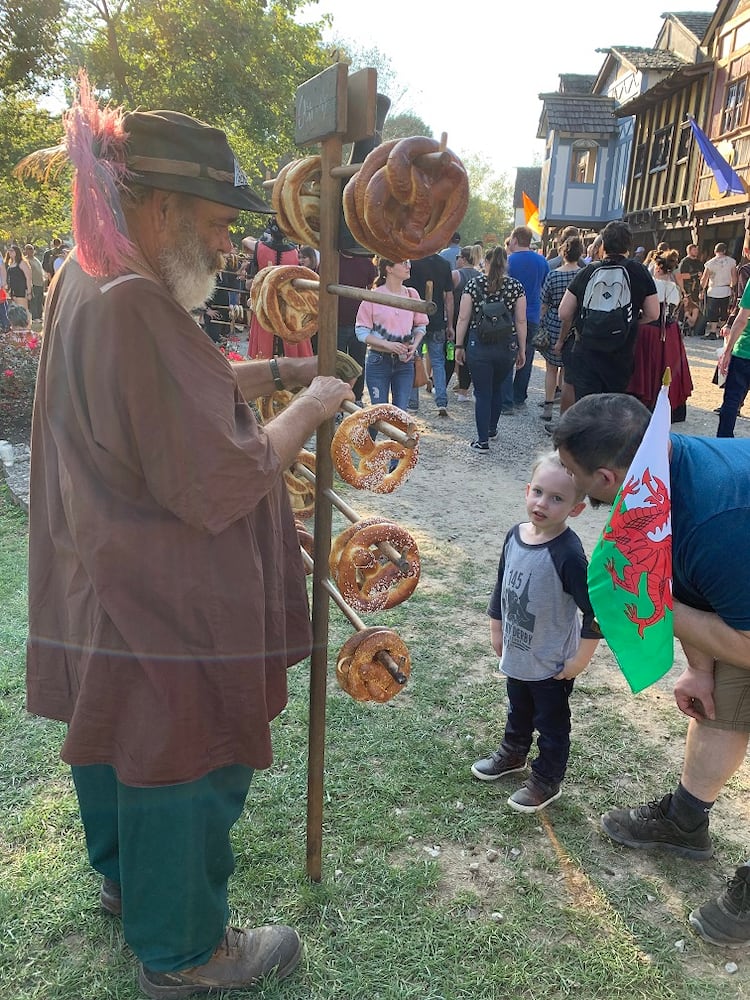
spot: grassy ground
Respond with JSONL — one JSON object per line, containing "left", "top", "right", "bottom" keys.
{"left": 1, "top": 481, "right": 749, "bottom": 1000}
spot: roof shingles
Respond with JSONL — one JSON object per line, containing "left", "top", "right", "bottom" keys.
{"left": 604, "top": 46, "right": 688, "bottom": 71}
{"left": 664, "top": 11, "right": 713, "bottom": 41}
{"left": 538, "top": 95, "right": 617, "bottom": 137}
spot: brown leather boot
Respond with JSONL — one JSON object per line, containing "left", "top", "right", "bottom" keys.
{"left": 138, "top": 926, "right": 302, "bottom": 998}
{"left": 100, "top": 877, "right": 122, "bottom": 916}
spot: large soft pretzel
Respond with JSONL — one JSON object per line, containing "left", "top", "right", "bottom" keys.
{"left": 330, "top": 519, "right": 420, "bottom": 612}
{"left": 331, "top": 404, "right": 418, "bottom": 493}
{"left": 271, "top": 156, "right": 321, "bottom": 247}
{"left": 342, "top": 136, "right": 469, "bottom": 260}
{"left": 250, "top": 265, "right": 318, "bottom": 342}
{"left": 329, "top": 517, "right": 387, "bottom": 579}
{"left": 336, "top": 627, "right": 411, "bottom": 703}
{"left": 270, "top": 161, "right": 296, "bottom": 236}
{"left": 283, "top": 450, "right": 316, "bottom": 519}
{"left": 256, "top": 389, "right": 295, "bottom": 424}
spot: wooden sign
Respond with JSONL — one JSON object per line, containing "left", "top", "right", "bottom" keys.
{"left": 344, "top": 69, "right": 377, "bottom": 144}
{"left": 295, "top": 64, "right": 348, "bottom": 146}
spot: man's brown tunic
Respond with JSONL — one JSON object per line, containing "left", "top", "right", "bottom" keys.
{"left": 26, "top": 257, "right": 312, "bottom": 786}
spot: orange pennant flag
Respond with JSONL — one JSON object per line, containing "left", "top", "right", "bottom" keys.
{"left": 522, "top": 191, "right": 543, "bottom": 236}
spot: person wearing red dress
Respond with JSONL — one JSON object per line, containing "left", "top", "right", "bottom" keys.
{"left": 247, "top": 219, "right": 314, "bottom": 360}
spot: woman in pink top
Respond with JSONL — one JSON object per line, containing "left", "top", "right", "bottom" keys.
{"left": 355, "top": 258, "right": 427, "bottom": 411}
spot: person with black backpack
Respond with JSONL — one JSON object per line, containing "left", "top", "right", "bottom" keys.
{"left": 557, "top": 221, "right": 658, "bottom": 399}
{"left": 454, "top": 246, "right": 526, "bottom": 451}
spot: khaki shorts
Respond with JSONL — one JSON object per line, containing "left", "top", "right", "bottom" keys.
{"left": 700, "top": 659, "right": 750, "bottom": 732}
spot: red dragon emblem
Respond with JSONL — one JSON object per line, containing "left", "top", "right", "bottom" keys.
{"left": 602, "top": 468, "right": 672, "bottom": 637}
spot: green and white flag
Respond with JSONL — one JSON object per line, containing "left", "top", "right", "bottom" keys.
{"left": 587, "top": 381, "right": 673, "bottom": 693}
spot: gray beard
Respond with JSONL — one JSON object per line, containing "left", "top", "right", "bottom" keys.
{"left": 159, "top": 222, "right": 224, "bottom": 312}
{"left": 160, "top": 254, "right": 218, "bottom": 312}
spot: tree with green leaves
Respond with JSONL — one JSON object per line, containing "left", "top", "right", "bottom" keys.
{"left": 0, "top": 0, "right": 66, "bottom": 93}
{"left": 5, "top": 0, "right": 334, "bottom": 238}
{"left": 382, "top": 113, "right": 433, "bottom": 143}
{"left": 75, "top": 0, "right": 330, "bottom": 176}
{"left": 458, "top": 152, "right": 514, "bottom": 245}
{"left": 0, "top": 95, "right": 69, "bottom": 244}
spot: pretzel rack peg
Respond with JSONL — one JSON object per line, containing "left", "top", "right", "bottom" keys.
{"left": 339, "top": 400, "right": 417, "bottom": 448}
{"left": 291, "top": 277, "right": 436, "bottom": 317}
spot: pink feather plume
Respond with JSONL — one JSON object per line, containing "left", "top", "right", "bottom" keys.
{"left": 64, "top": 70, "right": 135, "bottom": 278}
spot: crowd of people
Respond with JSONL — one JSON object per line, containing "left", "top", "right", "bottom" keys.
{"left": 10, "top": 82, "right": 750, "bottom": 999}
{"left": 0, "top": 240, "right": 68, "bottom": 332}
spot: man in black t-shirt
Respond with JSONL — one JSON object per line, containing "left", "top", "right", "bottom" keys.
{"left": 678, "top": 244, "right": 704, "bottom": 302}
{"left": 558, "top": 221, "right": 658, "bottom": 398}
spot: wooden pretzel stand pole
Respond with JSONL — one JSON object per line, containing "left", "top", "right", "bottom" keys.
{"left": 296, "top": 64, "right": 381, "bottom": 881}
{"left": 295, "top": 66, "right": 429, "bottom": 880}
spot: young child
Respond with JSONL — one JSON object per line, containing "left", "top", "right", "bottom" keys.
{"left": 471, "top": 451, "right": 600, "bottom": 813}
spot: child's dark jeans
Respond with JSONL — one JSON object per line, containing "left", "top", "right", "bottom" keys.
{"left": 501, "top": 675, "right": 575, "bottom": 787}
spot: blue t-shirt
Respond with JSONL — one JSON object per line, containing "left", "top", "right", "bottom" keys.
{"left": 670, "top": 434, "right": 750, "bottom": 629}
{"left": 439, "top": 245, "right": 460, "bottom": 268}
{"left": 507, "top": 250, "right": 550, "bottom": 323}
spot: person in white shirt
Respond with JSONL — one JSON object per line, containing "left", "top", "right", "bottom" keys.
{"left": 701, "top": 243, "right": 737, "bottom": 340}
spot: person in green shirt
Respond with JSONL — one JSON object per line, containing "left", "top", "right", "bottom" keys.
{"left": 717, "top": 279, "right": 750, "bottom": 437}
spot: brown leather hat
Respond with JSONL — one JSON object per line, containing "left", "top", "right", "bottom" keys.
{"left": 123, "top": 110, "right": 270, "bottom": 213}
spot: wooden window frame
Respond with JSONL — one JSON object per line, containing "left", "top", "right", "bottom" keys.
{"left": 649, "top": 124, "right": 673, "bottom": 172}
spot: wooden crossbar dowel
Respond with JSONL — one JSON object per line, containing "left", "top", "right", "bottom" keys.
{"left": 292, "top": 463, "right": 410, "bottom": 572}
{"left": 291, "top": 278, "right": 436, "bottom": 316}
{"left": 299, "top": 549, "right": 408, "bottom": 685}
{"left": 340, "top": 400, "right": 417, "bottom": 447}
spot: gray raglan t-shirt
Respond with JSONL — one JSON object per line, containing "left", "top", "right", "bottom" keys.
{"left": 488, "top": 525, "right": 599, "bottom": 681}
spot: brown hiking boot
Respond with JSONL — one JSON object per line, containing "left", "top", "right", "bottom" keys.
{"left": 601, "top": 793, "right": 712, "bottom": 860}
{"left": 138, "top": 926, "right": 302, "bottom": 998}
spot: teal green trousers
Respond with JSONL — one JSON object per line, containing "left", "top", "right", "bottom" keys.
{"left": 71, "top": 763, "right": 253, "bottom": 971}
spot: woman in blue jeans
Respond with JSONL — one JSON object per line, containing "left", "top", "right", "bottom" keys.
{"left": 355, "top": 258, "right": 428, "bottom": 411}
{"left": 455, "top": 247, "right": 527, "bottom": 451}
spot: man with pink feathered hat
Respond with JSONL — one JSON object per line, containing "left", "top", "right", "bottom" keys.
{"left": 21, "top": 73, "right": 353, "bottom": 998}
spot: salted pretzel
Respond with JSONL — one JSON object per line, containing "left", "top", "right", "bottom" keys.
{"left": 342, "top": 136, "right": 469, "bottom": 260}
{"left": 336, "top": 627, "right": 411, "bottom": 703}
{"left": 330, "top": 519, "right": 420, "bottom": 613}
{"left": 283, "top": 450, "right": 316, "bottom": 519}
{"left": 250, "top": 265, "right": 318, "bottom": 342}
{"left": 331, "top": 404, "right": 418, "bottom": 494}
{"left": 329, "top": 517, "right": 387, "bottom": 579}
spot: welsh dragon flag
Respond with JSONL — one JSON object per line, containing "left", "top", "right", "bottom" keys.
{"left": 587, "top": 381, "right": 674, "bottom": 693}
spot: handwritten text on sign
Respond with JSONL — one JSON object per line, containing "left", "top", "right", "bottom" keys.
{"left": 295, "top": 64, "right": 348, "bottom": 146}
